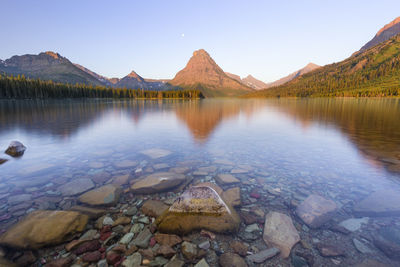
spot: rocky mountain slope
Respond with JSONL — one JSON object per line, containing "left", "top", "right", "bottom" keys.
{"left": 225, "top": 73, "right": 268, "bottom": 90}
{"left": 265, "top": 63, "right": 320, "bottom": 88}
{"left": 170, "top": 49, "right": 253, "bottom": 97}
{"left": 361, "top": 16, "right": 400, "bottom": 51}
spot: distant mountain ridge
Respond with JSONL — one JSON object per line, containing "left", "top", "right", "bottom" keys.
{"left": 225, "top": 73, "right": 268, "bottom": 90}
{"left": 265, "top": 63, "right": 320, "bottom": 88}
{"left": 170, "top": 49, "right": 253, "bottom": 97}
{"left": 361, "top": 16, "right": 400, "bottom": 51}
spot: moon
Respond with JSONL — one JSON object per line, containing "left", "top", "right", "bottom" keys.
{"left": 181, "top": 33, "right": 185, "bottom": 38}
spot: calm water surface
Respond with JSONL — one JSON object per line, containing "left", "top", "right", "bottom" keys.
{"left": 0, "top": 98, "right": 400, "bottom": 263}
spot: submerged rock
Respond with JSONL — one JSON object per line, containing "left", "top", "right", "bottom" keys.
{"left": 220, "top": 252, "right": 247, "bottom": 267}
{"left": 156, "top": 186, "right": 240, "bottom": 234}
{"left": 140, "top": 148, "right": 172, "bottom": 159}
{"left": 5, "top": 141, "right": 26, "bottom": 157}
{"left": 296, "top": 194, "right": 337, "bottom": 228}
{"left": 263, "top": 211, "right": 299, "bottom": 258}
{"left": 246, "top": 248, "right": 280, "bottom": 263}
{"left": 78, "top": 184, "right": 121, "bottom": 206}
{"left": 353, "top": 190, "right": 400, "bottom": 217}
{"left": 215, "top": 174, "right": 240, "bottom": 186}
{"left": 0, "top": 210, "right": 88, "bottom": 249}
{"left": 141, "top": 200, "right": 169, "bottom": 218}
{"left": 373, "top": 226, "right": 400, "bottom": 260}
{"left": 222, "top": 187, "right": 241, "bottom": 207}
{"left": 131, "top": 172, "right": 186, "bottom": 194}
{"left": 59, "top": 178, "right": 95, "bottom": 196}
{"left": 0, "top": 158, "right": 8, "bottom": 165}
{"left": 339, "top": 217, "right": 369, "bottom": 232}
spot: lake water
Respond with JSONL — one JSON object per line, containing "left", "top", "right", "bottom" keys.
{"left": 0, "top": 98, "right": 400, "bottom": 265}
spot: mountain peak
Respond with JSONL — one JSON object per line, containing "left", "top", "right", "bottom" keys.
{"left": 361, "top": 16, "right": 400, "bottom": 51}
{"left": 377, "top": 16, "right": 400, "bottom": 37}
{"left": 127, "top": 70, "right": 143, "bottom": 79}
{"left": 43, "top": 51, "right": 61, "bottom": 59}
{"left": 192, "top": 49, "right": 210, "bottom": 57}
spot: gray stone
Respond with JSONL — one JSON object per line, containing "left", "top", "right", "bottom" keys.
{"left": 8, "top": 194, "right": 31, "bottom": 205}
{"left": 354, "top": 190, "right": 400, "bottom": 217}
{"left": 125, "top": 206, "right": 138, "bottom": 216}
{"left": 198, "top": 240, "right": 210, "bottom": 250}
{"left": 130, "top": 223, "right": 144, "bottom": 234}
{"left": 373, "top": 226, "right": 400, "bottom": 259}
{"left": 194, "top": 258, "right": 210, "bottom": 267}
{"left": 98, "top": 259, "right": 108, "bottom": 267}
{"left": 59, "top": 179, "right": 95, "bottom": 196}
{"left": 5, "top": 141, "right": 26, "bottom": 157}
{"left": 132, "top": 228, "right": 152, "bottom": 248}
{"left": 122, "top": 252, "right": 142, "bottom": 267}
{"left": 296, "top": 194, "right": 337, "bottom": 228}
{"left": 353, "top": 239, "right": 374, "bottom": 254}
{"left": 339, "top": 217, "right": 369, "bottom": 232}
{"left": 131, "top": 172, "right": 186, "bottom": 194}
{"left": 245, "top": 223, "right": 259, "bottom": 233}
{"left": 120, "top": 233, "right": 134, "bottom": 245}
{"left": 165, "top": 255, "right": 184, "bottom": 267}
{"left": 181, "top": 241, "right": 198, "bottom": 261}
{"left": 246, "top": 247, "right": 280, "bottom": 263}
{"left": 103, "top": 216, "right": 114, "bottom": 226}
{"left": 140, "top": 148, "right": 172, "bottom": 159}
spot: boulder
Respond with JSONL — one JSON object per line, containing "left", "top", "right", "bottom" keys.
{"left": 0, "top": 210, "right": 88, "bottom": 249}
{"left": 5, "top": 141, "right": 26, "bottom": 157}
{"left": 195, "top": 182, "right": 222, "bottom": 195}
{"left": 141, "top": 200, "right": 169, "bottom": 218}
{"left": 156, "top": 186, "right": 240, "bottom": 234}
{"left": 263, "top": 211, "right": 299, "bottom": 258}
{"left": 354, "top": 190, "right": 400, "bottom": 217}
{"left": 78, "top": 185, "right": 121, "bottom": 206}
{"left": 0, "top": 158, "right": 8, "bottom": 165}
{"left": 69, "top": 205, "right": 107, "bottom": 218}
{"left": 181, "top": 241, "right": 198, "bottom": 261}
{"left": 215, "top": 174, "right": 240, "bottom": 186}
{"left": 140, "top": 148, "right": 172, "bottom": 159}
{"left": 296, "top": 194, "right": 337, "bottom": 228}
{"left": 59, "top": 178, "right": 95, "bottom": 196}
{"left": 373, "top": 226, "right": 400, "bottom": 260}
{"left": 131, "top": 172, "right": 186, "bottom": 194}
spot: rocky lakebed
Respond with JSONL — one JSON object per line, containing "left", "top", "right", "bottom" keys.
{"left": 0, "top": 143, "right": 400, "bottom": 267}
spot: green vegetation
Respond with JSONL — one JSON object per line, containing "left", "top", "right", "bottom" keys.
{"left": 245, "top": 35, "right": 400, "bottom": 98}
{"left": 0, "top": 74, "right": 203, "bottom": 99}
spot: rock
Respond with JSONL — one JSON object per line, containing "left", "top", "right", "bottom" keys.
{"left": 15, "top": 250, "right": 36, "bottom": 266}
{"left": 140, "top": 148, "right": 172, "bottom": 159}
{"left": 339, "top": 217, "right": 369, "bottom": 232}
{"left": 82, "top": 251, "right": 102, "bottom": 262}
{"left": 141, "top": 200, "right": 169, "bottom": 218}
{"left": 354, "top": 190, "right": 400, "bottom": 217}
{"left": 198, "top": 240, "right": 210, "bottom": 250}
{"left": 8, "top": 194, "right": 31, "bottom": 205}
{"left": 230, "top": 241, "right": 248, "bottom": 256}
{"left": 125, "top": 206, "right": 138, "bottom": 216}
{"left": 5, "top": 141, "right": 26, "bottom": 157}
{"left": 120, "top": 233, "right": 134, "bottom": 245}
{"left": 194, "top": 258, "right": 210, "bottom": 267}
{"left": 103, "top": 216, "right": 114, "bottom": 226}
{"left": 245, "top": 223, "right": 259, "bottom": 233}
{"left": 157, "top": 245, "right": 175, "bottom": 258}
{"left": 130, "top": 223, "right": 144, "bottom": 234}
{"left": 78, "top": 185, "right": 121, "bottom": 206}
{"left": 131, "top": 172, "right": 186, "bottom": 194}
{"left": 181, "top": 241, "right": 198, "bottom": 261}
{"left": 122, "top": 252, "right": 142, "bottom": 267}
{"left": 353, "top": 239, "right": 374, "bottom": 254}
{"left": 220, "top": 252, "right": 247, "bottom": 267}
{"left": 74, "top": 240, "right": 101, "bottom": 254}
{"left": 154, "top": 233, "right": 182, "bottom": 247}
{"left": 98, "top": 259, "right": 108, "bottom": 267}
{"left": 222, "top": 187, "right": 241, "bottom": 207}
{"left": 215, "top": 174, "right": 240, "bottom": 185}
{"left": 0, "top": 257, "right": 17, "bottom": 267}
{"left": 246, "top": 248, "right": 280, "bottom": 263}
{"left": 156, "top": 186, "right": 240, "bottom": 234}
{"left": 0, "top": 159, "right": 8, "bottom": 165}
{"left": 132, "top": 228, "right": 152, "bottom": 248}
{"left": 106, "top": 251, "right": 122, "bottom": 265}
{"left": 0, "top": 210, "right": 88, "bottom": 249}
{"left": 112, "top": 174, "right": 130, "bottom": 186}
{"left": 296, "top": 194, "right": 337, "bottom": 228}
{"left": 316, "top": 243, "right": 345, "bottom": 257}
{"left": 80, "top": 229, "right": 99, "bottom": 240}
{"left": 114, "top": 160, "right": 138, "bottom": 168}
{"left": 165, "top": 255, "right": 184, "bottom": 267}
{"left": 263, "top": 211, "right": 300, "bottom": 258}
{"left": 195, "top": 182, "right": 223, "bottom": 195}
{"left": 45, "top": 256, "right": 74, "bottom": 267}
{"left": 373, "top": 226, "right": 400, "bottom": 259}
{"left": 59, "top": 178, "right": 95, "bottom": 196}
{"left": 354, "top": 259, "right": 391, "bottom": 267}
{"left": 113, "top": 216, "right": 131, "bottom": 226}
{"left": 69, "top": 205, "right": 107, "bottom": 218}
{"left": 150, "top": 256, "right": 169, "bottom": 266}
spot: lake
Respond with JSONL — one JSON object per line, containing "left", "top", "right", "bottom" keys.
{"left": 0, "top": 98, "right": 400, "bottom": 266}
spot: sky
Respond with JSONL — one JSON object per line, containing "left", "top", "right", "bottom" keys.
{"left": 2, "top": 0, "right": 400, "bottom": 83}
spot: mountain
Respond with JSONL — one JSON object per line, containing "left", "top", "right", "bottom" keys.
{"left": 74, "top": 63, "right": 112, "bottom": 86}
{"left": 170, "top": 49, "right": 253, "bottom": 97}
{"left": 114, "top": 71, "right": 171, "bottom": 90}
{"left": 225, "top": 73, "right": 268, "bottom": 90}
{"left": 245, "top": 34, "right": 400, "bottom": 98}
{"left": 265, "top": 63, "right": 320, "bottom": 88}
{"left": 0, "top": 51, "right": 104, "bottom": 86}
{"left": 361, "top": 16, "right": 400, "bottom": 51}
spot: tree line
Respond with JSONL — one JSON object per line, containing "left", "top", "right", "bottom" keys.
{"left": 0, "top": 74, "right": 204, "bottom": 99}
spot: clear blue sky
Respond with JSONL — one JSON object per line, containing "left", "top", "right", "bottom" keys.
{"left": 2, "top": 0, "right": 400, "bottom": 82}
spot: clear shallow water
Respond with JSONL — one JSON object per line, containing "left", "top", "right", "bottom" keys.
{"left": 0, "top": 98, "right": 400, "bottom": 264}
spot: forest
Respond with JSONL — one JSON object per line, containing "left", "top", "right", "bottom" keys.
{"left": 245, "top": 35, "right": 400, "bottom": 98}
{"left": 0, "top": 74, "right": 204, "bottom": 99}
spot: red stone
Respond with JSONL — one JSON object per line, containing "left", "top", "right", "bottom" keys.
{"left": 106, "top": 252, "right": 121, "bottom": 265}
{"left": 250, "top": 191, "right": 261, "bottom": 199}
{"left": 82, "top": 251, "right": 102, "bottom": 262}
{"left": 74, "top": 240, "right": 101, "bottom": 255}
{"left": 100, "top": 231, "right": 112, "bottom": 241}
{"left": 149, "top": 237, "right": 156, "bottom": 247}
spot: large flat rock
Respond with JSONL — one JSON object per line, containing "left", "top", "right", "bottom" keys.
{"left": 263, "top": 211, "right": 299, "bottom": 258}
{"left": 140, "top": 148, "right": 172, "bottom": 159}
{"left": 78, "top": 185, "right": 121, "bottom": 206}
{"left": 59, "top": 178, "right": 95, "bottom": 196}
{"left": 215, "top": 174, "right": 240, "bottom": 186}
{"left": 353, "top": 190, "right": 400, "bottom": 217}
{"left": 296, "top": 194, "right": 337, "bottom": 228}
{"left": 131, "top": 172, "right": 186, "bottom": 194}
{"left": 156, "top": 186, "right": 240, "bottom": 234}
{"left": 0, "top": 210, "right": 88, "bottom": 249}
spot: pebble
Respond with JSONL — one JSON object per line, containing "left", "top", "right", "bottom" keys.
{"left": 246, "top": 247, "right": 280, "bottom": 263}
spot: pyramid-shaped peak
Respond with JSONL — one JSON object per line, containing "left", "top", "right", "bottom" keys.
{"left": 43, "top": 51, "right": 61, "bottom": 59}
{"left": 127, "top": 70, "right": 143, "bottom": 79}
{"left": 193, "top": 49, "right": 211, "bottom": 57}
